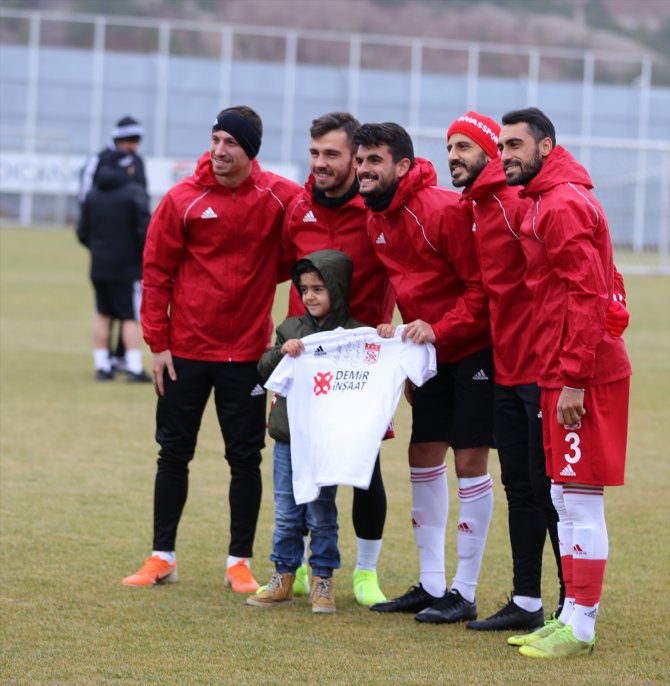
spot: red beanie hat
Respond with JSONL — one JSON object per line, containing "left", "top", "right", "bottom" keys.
{"left": 446, "top": 111, "right": 501, "bottom": 158}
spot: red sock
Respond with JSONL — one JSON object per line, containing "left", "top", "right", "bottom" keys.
{"left": 561, "top": 554, "right": 574, "bottom": 600}
{"left": 572, "top": 558, "right": 607, "bottom": 606}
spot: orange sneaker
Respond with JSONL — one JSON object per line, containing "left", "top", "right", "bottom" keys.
{"left": 122, "top": 555, "right": 178, "bottom": 586}
{"left": 225, "top": 559, "right": 259, "bottom": 593}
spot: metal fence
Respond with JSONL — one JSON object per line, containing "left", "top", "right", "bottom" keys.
{"left": 1, "top": 6, "right": 669, "bottom": 273}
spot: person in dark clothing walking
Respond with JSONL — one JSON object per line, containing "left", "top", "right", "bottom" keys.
{"left": 79, "top": 115, "right": 147, "bottom": 372}
{"left": 79, "top": 115, "right": 147, "bottom": 203}
{"left": 77, "top": 151, "right": 151, "bottom": 382}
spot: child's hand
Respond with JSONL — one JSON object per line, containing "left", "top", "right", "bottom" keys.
{"left": 377, "top": 323, "right": 396, "bottom": 338}
{"left": 281, "top": 339, "right": 305, "bottom": 357}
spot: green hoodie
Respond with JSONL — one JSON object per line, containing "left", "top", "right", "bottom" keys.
{"left": 258, "top": 249, "right": 365, "bottom": 443}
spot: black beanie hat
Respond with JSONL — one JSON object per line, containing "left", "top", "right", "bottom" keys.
{"left": 212, "top": 111, "right": 262, "bottom": 160}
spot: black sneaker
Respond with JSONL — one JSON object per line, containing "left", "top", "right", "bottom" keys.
{"left": 370, "top": 584, "right": 438, "bottom": 613}
{"left": 466, "top": 596, "right": 544, "bottom": 631}
{"left": 415, "top": 589, "right": 477, "bottom": 624}
{"left": 95, "top": 369, "right": 115, "bottom": 381}
{"left": 126, "top": 370, "right": 152, "bottom": 383}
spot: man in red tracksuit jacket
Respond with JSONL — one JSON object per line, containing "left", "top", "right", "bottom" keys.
{"left": 444, "top": 111, "right": 565, "bottom": 634}
{"left": 280, "top": 112, "right": 395, "bottom": 606}
{"left": 499, "top": 107, "right": 632, "bottom": 659}
{"left": 444, "top": 111, "right": 629, "bottom": 639}
{"left": 122, "top": 105, "right": 301, "bottom": 592}
{"left": 281, "top": 113, "right": 395, "bottom": 327}
{"left": 354, "top": 122, "right": 495, "bottom": 625}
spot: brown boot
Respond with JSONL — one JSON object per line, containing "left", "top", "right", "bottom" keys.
{"left": 246, "top": 571, "right": 295, "bottom": 607}
{"left": 310, "top": 576, "right": 336, "bottom": 614}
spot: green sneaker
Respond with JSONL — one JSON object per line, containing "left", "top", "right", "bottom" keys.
{"left": 353, "top": 569, "right": 386, "bottom": 606}
{"left": 508, "top": 617, "right": 564, "bottom": 646}
{"left": 255, "top": 563, "right": 309, "bottom": 597}
{"left": 519, "top": 624, "right": 595, "bottom": 659}
{"left": 293, "top": 563, "right": 310, "bottom": 597}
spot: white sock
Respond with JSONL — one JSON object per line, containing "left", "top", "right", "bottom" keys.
{"left": 94, "top": 348, "right": 111, "bottom": 372}
{"left": 227, "top": 555, "right": 249, "bottom": 569}
{"left": 410, "top": 464, "right": 448, "bottom": 598}
{"left": 450, "top": 475, "right": 493, "bottom": 603}
{"left": 564, "top": 485, "right": 608, "bottom": 642}
{"left": 302, "top": 535, "right": 309, "bottom": 565}
{"left": 356, "top": 538, "right": 383, "bottom": 571}
{"left": 152, "top": 550, "right": 175, "bottom": 565}
{"left": 570, "top": 602, "right": 599, "bottom": 642}
{"left": 559, "top": 598, "right": 575, "bottom": 626}
{"left": 552, "top": 483, "right": 575, "bottom": 625}
{"left": 125, "top": 349, "right": 143, "bottom": 374}
{"left": 513, "top": 595, "right": 543, "bottom": 612}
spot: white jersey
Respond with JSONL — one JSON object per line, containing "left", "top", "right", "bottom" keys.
{"left": 265, "top": 326, "right": 437, "bottom": 504}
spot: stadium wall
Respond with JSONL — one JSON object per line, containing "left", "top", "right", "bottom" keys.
{"left": 0, "top": 9, "right": 668, "bottom": 272}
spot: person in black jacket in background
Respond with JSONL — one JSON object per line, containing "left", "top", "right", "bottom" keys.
{"left": 79, "top": 115, "right": 147, "bottom": 373}
{"left": 79, "top": 115, "right": 147, "bottom": 203}
{"left": 77, "top": 151, "right": 151, "bottom": 382}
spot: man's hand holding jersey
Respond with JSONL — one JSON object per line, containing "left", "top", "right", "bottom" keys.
{"left": 376, "top": 320, "right": 436, "bottom": 345}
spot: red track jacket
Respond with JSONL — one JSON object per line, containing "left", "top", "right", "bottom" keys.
{"left": 141, "top": 153, "right": 300, "bottom": 362}
{"left": 366, "top": 158, "right": 491, "bottom": 364}
{"left": 280, "top": 176, "right": 395, "bottom": 326}
{"left": 462, "top": 158, "right": 536, "bottom": 385}
{"left": 519, "top": 146, "right": 632, "bottom": 388}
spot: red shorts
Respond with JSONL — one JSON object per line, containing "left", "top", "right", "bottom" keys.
{"left": 541, "top": 377, "right": 630, "bottom": 486}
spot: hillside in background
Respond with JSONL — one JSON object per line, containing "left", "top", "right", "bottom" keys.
{"left": 3, "top": 0, "right": 670, "bottom": 84}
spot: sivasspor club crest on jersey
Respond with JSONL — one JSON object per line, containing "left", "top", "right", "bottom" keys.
{"left": 364, "top": 342, "right": 381, "bottom": 364}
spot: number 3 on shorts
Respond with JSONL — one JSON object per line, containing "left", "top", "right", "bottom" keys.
{"left": 564, "top": 431, "right": 581, "bottom": 464}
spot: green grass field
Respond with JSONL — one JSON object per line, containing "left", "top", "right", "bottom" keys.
{"left": 1, "top": 226, "right": 669, "bottom": 685}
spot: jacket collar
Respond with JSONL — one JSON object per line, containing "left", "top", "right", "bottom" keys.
{"left": 367, "top": 157, "right": 438, "bottom": 215}
{"left": 520, "top": 145, "right": 594, "bottom": 199}
{"left": 461, "top": 156, "right": 509, "bottom": 202}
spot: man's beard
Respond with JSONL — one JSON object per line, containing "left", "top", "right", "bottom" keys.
{"left": 451, "top": 155, "right": 488, "bottom": 188}
{"left": 506, "top": 148, "right": 543, "bottom": 186}
{"left": 358, "top": 174, "right": 393, "bottom": 197}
